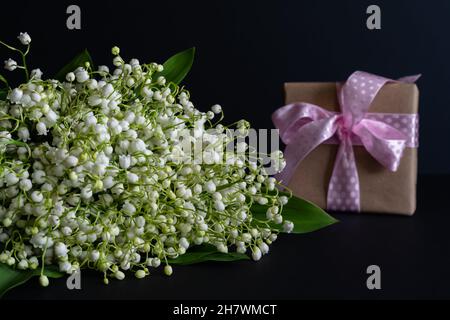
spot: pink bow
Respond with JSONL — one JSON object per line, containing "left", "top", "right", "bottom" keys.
{"left": 273, "top": 71, "right": 420, "bottom": 212}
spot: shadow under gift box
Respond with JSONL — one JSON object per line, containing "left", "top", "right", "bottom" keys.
{"left": 284, "top": 82, "right": 419, "bottom": 215}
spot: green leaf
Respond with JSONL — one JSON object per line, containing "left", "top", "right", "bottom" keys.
{"left": 0, "top": 88, "right": 7, "bottom": 100}
{"left": 155, "top": 47, "right": 195, "bottom": 85}
{"left": 0, "top": 74, "right": 8, "bottom": 88}
{"left": 0, "top": 264, "right": 64, "bottom": 298}
{"left": 251, "top": 193, "right": 338, "bottom": 234}
{"left": 0, "top": 138, "right": 27, "bottom": 148}
{"left": 197, "top": 252, "right": 250, "bottom": 263}
{"left": 39, "top": 266, "right": 65, "bottom": 279}
{"left": 0, "top": 264, "right": 34, "bottom": 298}
{"left": 54, "top": 49, "right": 94, "bottom": 82}
{"left": 167, "top": 244, "right": 249, "bottom": 265}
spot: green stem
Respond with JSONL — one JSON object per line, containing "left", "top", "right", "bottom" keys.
{"left": 0, "top": 40, "right": 20, "bottom": 52}
{"left": 0, "top": 40, "right": 29, "bottom": 81}
{"left": 21, "top": 50, "right": 29, "bottom": 81}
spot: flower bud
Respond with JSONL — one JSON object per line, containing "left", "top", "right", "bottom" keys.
{"left": 164, "top": 265, "right": 173, "bottom": 276}
{"left": 114, "top": 271, "right": 125, "bottom": 280}
{"left": 111, "top": 46, "right": 120, "bottom": 55}
{"left": 135, "top": 270, "right": 146, "bottom": 279}
{"left": 252, "top": 247, "right": 262, "bottom": 261}
{"left": 39, "top": 275, "right": 49, "bottom": 287}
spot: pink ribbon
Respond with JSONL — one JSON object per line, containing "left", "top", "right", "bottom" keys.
{"left": 273, "top": 71, "right": 420, "bottom": 212}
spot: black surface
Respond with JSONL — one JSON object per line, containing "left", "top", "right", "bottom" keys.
{"left": 0, "top": 0, "right": 448, "bottom": 173}
{"left": 3, "top": 175, "right": 449, "bottom": 300}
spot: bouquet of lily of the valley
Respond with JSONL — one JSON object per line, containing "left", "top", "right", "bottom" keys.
{"left": 0, "top": 32, "right": 336, "bottom": 296}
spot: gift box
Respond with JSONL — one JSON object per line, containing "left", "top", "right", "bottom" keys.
{"left": 273, "top": 72, "right": 420, "bottom": 215}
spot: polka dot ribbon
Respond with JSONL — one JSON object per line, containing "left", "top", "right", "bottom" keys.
{"left": 273, "top": 71, "right": 420, "bottom": 212}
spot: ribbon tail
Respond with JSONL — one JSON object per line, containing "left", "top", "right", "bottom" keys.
{"left": 327, "top": 138, "right": 360, "bottom": 212}
{"left": 397, "top": 74, "right": 421, "bottom": 83}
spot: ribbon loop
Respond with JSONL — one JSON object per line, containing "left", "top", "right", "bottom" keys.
{"left": 339, "top": 71, "right": 393, "bottom": 124}
{"left": 272, "top": 103, "right": 335, "bottom": 145}
{"left": 273, "top": 71, "right": 419, "bottom": 212}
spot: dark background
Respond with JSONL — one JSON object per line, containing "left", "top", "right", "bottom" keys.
{"left": 0, "top": 0, "right": 447, "bottom": 173}
{"left": 1, "top": 0, "right": 450, "bottom": 301}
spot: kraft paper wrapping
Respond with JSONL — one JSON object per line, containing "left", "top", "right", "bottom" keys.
{"left": 284, "top": 82, "right": 419, "bottom": 215}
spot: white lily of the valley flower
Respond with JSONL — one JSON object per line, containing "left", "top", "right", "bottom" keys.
{"left": 66, "top": 72, "right": 75, "bottom": 82}
{"left": 4, "top": 58, "right": 17, "bottom": 71}
{"left": 17, "top": 32, "right": 31, "bottom": 45}
{"left": 119, "top": 154, "right": 131, "bottom": 169}
{"left": 36, "top": 122, "right": 47, "bottom": 135}
{"left": 75, "top": 69, "right": 89, "bottom": 83}
{"left": 282, "top": 220, "right": 294, "bottom": 233}
{"left": 9, "top": 88, "right": 23, "bottom": 103}
{"left": 211, "top": 104, "right": 222, "bottom": 114}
